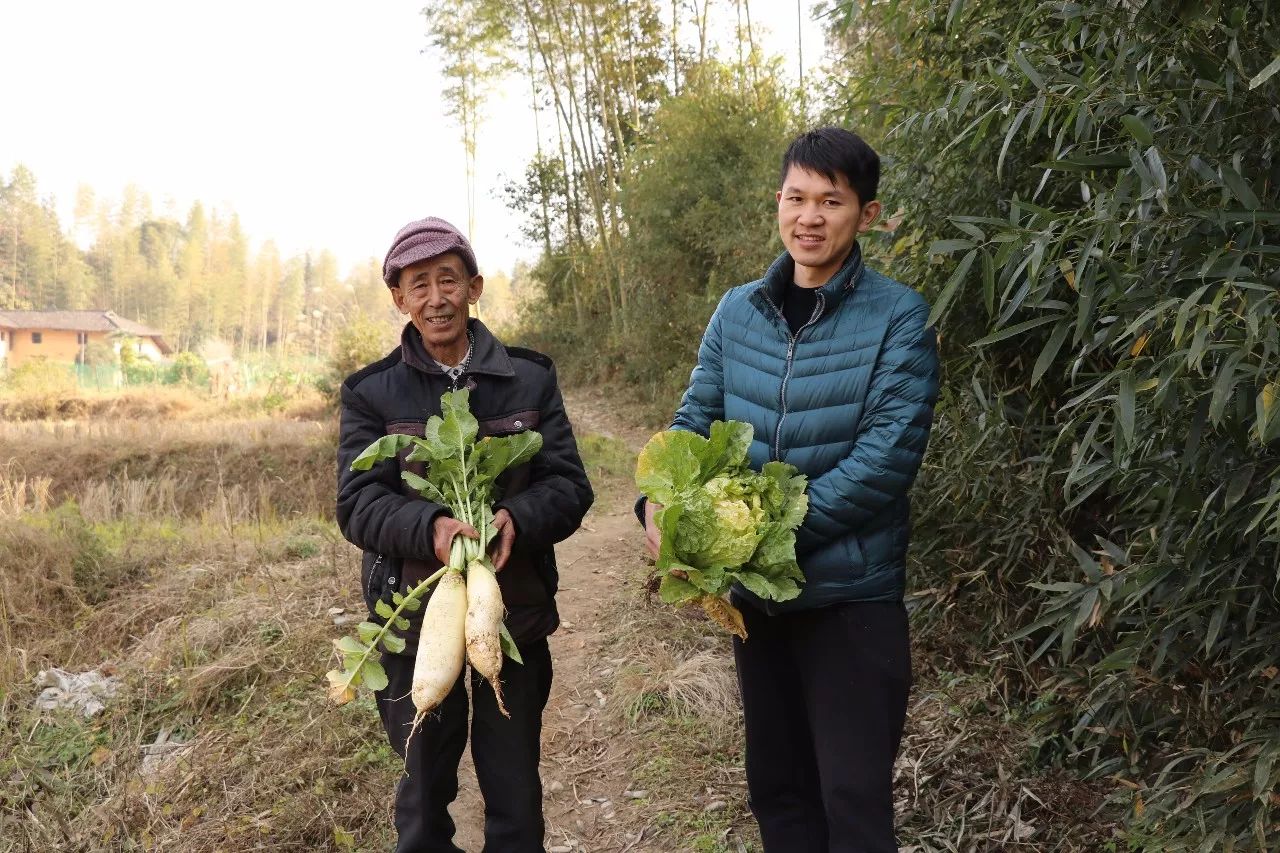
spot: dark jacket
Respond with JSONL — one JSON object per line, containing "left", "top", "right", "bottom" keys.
{"left": 337, "top": 319, "right": 594, "bottom": 648}
{"left": 670, "top": 245, "right": 939, "bottom": 612}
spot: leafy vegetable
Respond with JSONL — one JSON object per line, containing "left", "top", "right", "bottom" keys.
{"left": 327, "top": 389, "right": 540, "bottom": 705}
{"left": 635, "top": 420, "right": 808, "bottom": 638}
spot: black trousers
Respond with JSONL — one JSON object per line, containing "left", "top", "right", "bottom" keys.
{"left": 733, "top": 599, "right": 912, "bottom": 853}
{"left": 375, "top": 639, "right": 553, "bottom": 853}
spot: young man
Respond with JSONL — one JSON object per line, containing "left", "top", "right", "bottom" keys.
{"left": 337, "top": 216, "right": 593, "bottom": 853}
{"left": 642, "top": 128, "right": 939, "bottom": 851}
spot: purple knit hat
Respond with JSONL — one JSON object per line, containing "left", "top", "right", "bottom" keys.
{"left": 382, "top": 216, "right": 478, "bottom": 286}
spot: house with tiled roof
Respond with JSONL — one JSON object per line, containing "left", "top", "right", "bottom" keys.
{"left": 0, "top": 310, "right": 171, "bottom": 368}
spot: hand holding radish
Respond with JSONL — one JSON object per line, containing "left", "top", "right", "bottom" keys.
{"left": 488, "top": 508, "right": 516, "bottom": 571}
{"left": 433, "top": 516, "right": 480, "bottom": 565}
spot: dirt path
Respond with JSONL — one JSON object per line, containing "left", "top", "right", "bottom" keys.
{"left": 449, "top": 392, "right": 656, "bottom": 852}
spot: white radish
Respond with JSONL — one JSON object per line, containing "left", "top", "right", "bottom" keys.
{"left": 465, "top": 559, "right": 509, "bottom": 717}
{"left": 411, "top": 568, "right": 468, "bottom": 716}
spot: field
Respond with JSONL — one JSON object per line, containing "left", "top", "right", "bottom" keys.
{"left": 1, "top": 385, "right": 1122, "bottom": 852}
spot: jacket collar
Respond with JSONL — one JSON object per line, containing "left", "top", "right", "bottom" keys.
{"left": 400, "top": 318, "right": 516, "bottom": 378}
{"left": 756, "top": 241, "right": 866, "bottom": 315}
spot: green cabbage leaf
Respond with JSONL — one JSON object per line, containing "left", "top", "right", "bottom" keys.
{"left": 635, "top": 421, "right": 809, "bottom": 608}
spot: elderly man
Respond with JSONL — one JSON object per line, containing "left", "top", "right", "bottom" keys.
{"left": 337, "top": 217, "right": 593, "bottom": 853}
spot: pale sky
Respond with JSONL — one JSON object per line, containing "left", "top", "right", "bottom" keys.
{"left": 0, "top": 1, "right": 827, "bottom": 277}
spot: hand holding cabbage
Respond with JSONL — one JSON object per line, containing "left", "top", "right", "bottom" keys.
{"left": 635, "top": 421, "right": 808, "bottom": 639}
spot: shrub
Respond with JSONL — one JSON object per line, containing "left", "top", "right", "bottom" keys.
{"left": 830, "top": 0, "right": 1280, "bottom": 845}
{"left": 168, "top": 351, "right": 210, "bottom": 387}
{"left": 316, "top": 314, "right": 397, "bottom": 405}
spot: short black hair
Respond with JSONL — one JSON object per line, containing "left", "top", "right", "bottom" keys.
{"left": 780, "top": 127, "right": 880, "bottom": 204}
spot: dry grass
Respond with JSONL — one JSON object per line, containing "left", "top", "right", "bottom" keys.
{"left": 0, "top": 395, "right": 388, "bottom": 852}
{"left": 589, "top": 570, "right": 1125, "bottom": 853}
{"left": 0, "top": 465, "right": 51, "bottom": 517}
{"left": 893, "top": 670, "right": 1118, "bottom": 852}
{"left": 593, "top": 582, "right": 758, "bottom": 852}
{"left": 0, "top": 385, "right": 201, "bottom": 422}
{"left": 0, "top": 417, "right": 336, "bottom": 523}
{"left": 0, "top": 509, "right": 395, "bottom": 852}
{"left": 0, "top": 383, "right": 332, "bottom": 424}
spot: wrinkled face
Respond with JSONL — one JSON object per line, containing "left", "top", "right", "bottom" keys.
{"left": 391, "top": 252, "right": 484, "bottom": 363}
{"left": 776, "top": 166, "right": 881, "bottom": 287}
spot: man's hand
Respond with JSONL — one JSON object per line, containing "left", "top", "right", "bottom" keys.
{"left": 489, "top": 508, "right": 517, "bottom": 571}
{"left": 644, "top": 499, "right": 663, "bottom": 559}
{"left": 432, "top": 515, "right": 480, "bottom": 565}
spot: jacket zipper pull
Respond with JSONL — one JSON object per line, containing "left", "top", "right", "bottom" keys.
{"left": 367, "top": 554, "right": 383, "bottom": 599}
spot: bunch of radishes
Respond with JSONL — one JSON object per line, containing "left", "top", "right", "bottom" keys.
{"left": 327, "top": 390, "right": 539, "bottom": 723}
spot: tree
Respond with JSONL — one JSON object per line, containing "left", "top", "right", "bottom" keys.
{"left": 423, "top": 1, "right": 514, "bottom": 241}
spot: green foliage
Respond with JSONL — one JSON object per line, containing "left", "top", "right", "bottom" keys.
{"left": 513, "top": 60, "right": 800, "bottom": 399}
{"left": 830, "top": 0, "right": 1280, "bottom": 846}
{"left": 168, "top": 351, "right": 209, "bottom": 387}
{"left": 81, "top": 340, "right": 117, "bottom": 367}
{"left": 316, "top": 313, "right": 396, "bottom": 405}
{"left": 635, "top": 421, "right": 808, "bottom": 609}
{"left": 350, "top": 389, "right": 542, "bottom": 564}
{"left": 1, "top": 357, "right": 77, "bottom": 398}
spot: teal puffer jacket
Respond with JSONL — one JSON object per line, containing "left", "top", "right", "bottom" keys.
{"left": 672, "top": 246, "right": 939, "bottom": 612}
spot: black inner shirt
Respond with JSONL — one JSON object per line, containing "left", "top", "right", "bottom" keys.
{"left": 782, "top": 280, "right": 820, "bottom": 336}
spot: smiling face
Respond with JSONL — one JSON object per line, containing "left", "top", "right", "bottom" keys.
{"left": 776, "top": 165, "right": 882, "bottom": 287}
{"left": 390, "top": 252, "right": 484, "bottom": 365}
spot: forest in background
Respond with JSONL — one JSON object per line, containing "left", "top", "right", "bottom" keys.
{"left": 0, "top": 169, "right": 527, "bottom": 359}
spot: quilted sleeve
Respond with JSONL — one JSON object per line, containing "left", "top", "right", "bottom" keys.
{"left": 794, "top": 290, "right": 940, "bottom": 553}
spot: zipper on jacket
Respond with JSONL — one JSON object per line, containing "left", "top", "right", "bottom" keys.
{"left": 772, "top": 294, "right": 825, "bottom": 462}
{"left": 366, "top": 554, "right": 383, "bottom": 600}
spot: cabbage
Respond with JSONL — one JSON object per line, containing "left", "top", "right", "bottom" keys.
{"left": 635, "top": 421, "right": 808, "bottom": 636}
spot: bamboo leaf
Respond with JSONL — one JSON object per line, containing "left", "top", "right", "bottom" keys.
{"left": 1220, "top": 164, "right": 1261, "bottom": 210}
{"left": 972, "top": 314, "right": 1061, "bottom": 347}
{"left": 1117, "top": 371, "right": 1135, "bottom": 444}
{"left": 1247, "top": 54, "right": 1280, "bottom": 89}
{"left": 1058, "top": 258, "right": 1076, "bottom": 290}
{"left": 1014, "top": 51, "right": 1045, "bottom": 90}
{"left": 998, "top": 103, "right": 1031, "bottom": 178}
{"left": 1204, "top": 597, "right": 1229, "bottom": 655}
{"left": 1209, "top": 354, "right": 1242, "bottom": 423}
{"left": 1120, "top": 115, "right": 1153, "bottom": 146}
{"left": 1031, "top": 322, "right": 1070, "bottom": 386}
{"left": 981, "top": 250, "right": 996, "bottom": 316}
{"left": 1074, "top": 587, "right": 1099, "bottom": 630}
{"left": 929, "top": 238, "right": 976, "bottom": 254}
{"left": 1254, "top": 743, "right": 1279, "bottom": 798}
{"left": 928, "top": 249, "right": 977, "bottom": 326}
